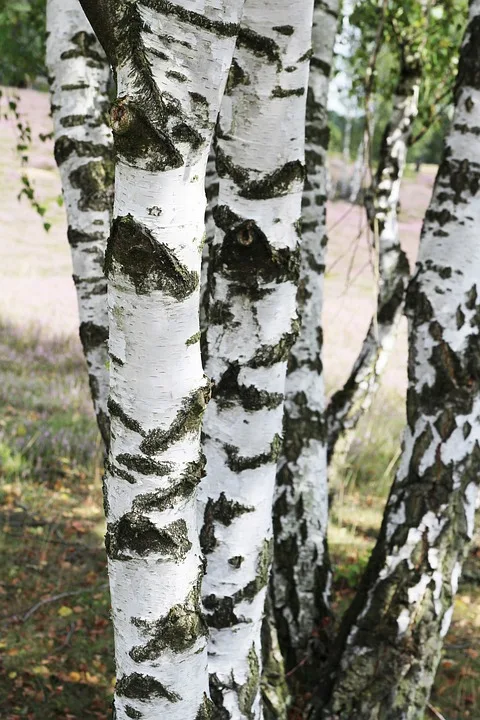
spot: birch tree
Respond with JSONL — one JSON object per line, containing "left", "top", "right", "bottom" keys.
{"left": 198, "top": 0, "right": 315, "bottom": 714}
{"left": 326, "top": 0, "right": 467, "bottom": 461}
{"left": 76, "top": 1, "right": 247, "bottom": 717}
{"left": 316, "top": 1, "right": 480, "bottom": 714}
{"left": 46, "top": 0, "right": 113, "bottom": 448}
{"left": 272, "top": 0, "right": 339, "bottom": 685}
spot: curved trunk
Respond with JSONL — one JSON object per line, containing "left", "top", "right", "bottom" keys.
{"left": 319, "top": 4, "right": 480, "bottom": 716}
{"left": 272, "top": 0, "right": 339, "bottom": 684}
{"left": 78, "top": 1, "right": 244, "bottom": 718}
{"left": 46, "top": 0, "right": 113, "bottom": 449}
{"left": 326, "top": 63, "right": 419, "bottom": 462}
{"left": 199, "top": 1, "right": 314, "bottom": 715}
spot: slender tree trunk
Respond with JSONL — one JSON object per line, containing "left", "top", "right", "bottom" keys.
{"left": 272, "top": 0, "right": 339, "bottom": 687}
{"left": 199, "top": 0, "right": 314, "bottom": 715}
{"left": 46, "top": 0, "right": 113, "bottom": 449}
{"left": 318, "top": 4, "right": 480, "bottom": 716}
{"left": 78, "top": 2, "right": 244, "bottom": 717}
{"left": 326, "top": 60, "right": 419, "bottom": 462}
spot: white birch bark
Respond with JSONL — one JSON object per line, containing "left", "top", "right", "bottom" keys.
{"left": 272, "top": 0, "right": 339, "bottom": 682}
{"left": 46, "top": 0, "right": 113, "bottom": 448}
{"left": 319, "top": 4, "right": 480, "bottom": 716}
{"left": 199, "top": 1, "right": 315, "bottom": 716}
{"left": 326, "top": 63, "right": 419, "bottom": 460}
{"left": 77, "top": 1, "right": 244, "bottom": 718}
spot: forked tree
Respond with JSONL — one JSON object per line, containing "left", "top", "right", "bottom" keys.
{"left": 47, "top": 0, "right": 480, "bottom": 717}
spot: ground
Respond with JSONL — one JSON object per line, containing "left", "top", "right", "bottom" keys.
{"left": 0, "top": 89, "right": 478, "bottom": 720}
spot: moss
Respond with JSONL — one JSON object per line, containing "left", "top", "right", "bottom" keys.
{"left": 105, "top": 516, "right": 191, "bottom": 561}
{"left": 130, "top": 585, "right": 206, "bottom": 660}
{"left": 237, "top": 644, "right": 260, "bottom": 719}
{"left": 186, "top": 331, "right": 201, "bottom": 346}
{"left": 140, "top": 386, "right": 208, "bottom": 455}
{"left": 116, "top": 673, "right": 180, "bottom": 703}
{"left": 104, "top": 215, "right": 198, "bottom": 299}
{"left": 70, "top": 160, "right": 114, "bottom": 212}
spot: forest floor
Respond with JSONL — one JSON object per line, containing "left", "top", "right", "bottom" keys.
{"left": 0, "top": 88, "right": 479, "bottom": 719}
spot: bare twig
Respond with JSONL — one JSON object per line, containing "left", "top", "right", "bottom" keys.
{"left": 426, "top": 703, "right": 447, "bottom": 720}
{"left": 2, "top": 584, "right": 108, "bottom": 624}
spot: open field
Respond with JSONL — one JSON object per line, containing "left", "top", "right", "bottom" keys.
{"left": 0, "top": 89, "right": 479, "bottom": 719}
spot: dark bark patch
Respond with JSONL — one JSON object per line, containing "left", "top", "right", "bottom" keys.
{"left": 67, "top": 227, "right": 107, "bottom": 248}
{"left": 130, "top": 586, "right": 206, "bottom": 660}
{"left": 213, "top": 363, "right": 284, "bottom": 411}
{"left": 54, "top": 137, "right": 112, "bottom": 166}
{"left": 125, "top": 707, "right": 142, "bottom": 719}
{"left": 116, "top": 672, "right": 180, "bottom": 703}
{"left": 115, "top": 453, "right": 172, "bottom": 477}
{"left": 70, "top": 160, "right": 114, "bottom": 212}
{"left": 224, "top": 434, "right": 282, "bottom": 473}
{"left": 140, "top": 386, "right": 209, "bottom": 455}
{"left": 200, "top": 493, "right": 254, "bottom": 554}
{"left": 225, "top": 59, "right": 250, "bottom": 95}
{"left": 228, "top": 556, "right": 244, "bottom": 568}
{"left": 106, "top": 516, "right": 191, "bottom": 561}
{"left": 108, "top": 397, "right": 144, "bottom": 436}
{"left": 271, "top": 86, "right": 304, "bottom": 99}
{"left": 236, "top": 28, "right": 281, "bottom": 64}
{"left": 249, "top": 319, "right": 300, "bottom": 368}
{"left": 60, "top": 31, "right": 105, "bottom": 63}
{"left": 105, "top": 215, "right": 198, "bottom": 299}
{"left": 79, "top": 321, "right": 108, "bottom": 351}
{"left": 132, "top": 459, "right": 204, "bottom": 513}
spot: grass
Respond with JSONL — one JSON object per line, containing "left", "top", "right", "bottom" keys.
{"left": 0, "top": 322, "right": 479, "bottom": 720}
{"left": 0, "top": 320, "right": 114, "bottom": 720}
{"left": 328, "top": 392, "right": 480, "bottom": 720}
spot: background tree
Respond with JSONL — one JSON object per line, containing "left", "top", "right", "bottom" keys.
{"left": 46, "top": 0, "right": 113, "bottom": 449}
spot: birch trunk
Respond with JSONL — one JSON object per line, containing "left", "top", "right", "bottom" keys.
{"left": 326, "top": 60, "right": 419, "bottom": 461}
{"left": 318, "top": 4, "right": 480, "bottom": 715}
{"left": 77, "top": 2, "right": 244, "bottom": 717}
{"left": 46, "top": 0, "right": 113, "bottom": 449}
{"left": 272, "top": 0, "right": 339, "bottom": 684}
{"left": 199, "top": 1, "right": 314, "bottom": 715}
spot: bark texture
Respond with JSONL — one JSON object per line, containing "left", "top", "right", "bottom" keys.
{"left": 326, "top": 58, "right": 420, "bottom": 461}
{"left": 272, "top": 0, "right": 339, "bottom": 682}
{"left": 318, "top": 4, "right": 480, "bottom": 716}
{"left": 46, "top": 0, "right": 113, "bottom": 449}
{"left": 199, "top": 1, "right": 314, "bottom": 715}
{"left": 78, "top": 1, "right": 244, "bottom": 718}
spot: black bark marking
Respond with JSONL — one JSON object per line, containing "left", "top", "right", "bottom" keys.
{"left": 105, "top": 215, "right": 198, "bottom": 299}
{"left": 106, "top": 516, "right": 191, "bottom": 561}
{"left": 116, "top": 672, "right": 180, "bottom": 703}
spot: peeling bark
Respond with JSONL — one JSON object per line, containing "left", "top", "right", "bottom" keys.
{"left": 78, "top": 1, "right": 244, "bottom": 718}
{"left": 318, "top": 4, "right": 480, "bottom": 717}
{"left": 326, "top": 56, "right": 421, "bottom": 462}
{"left": 199, "top": 1, "right": 314, "bottom": 716}
{"left": 272, "top": 0, "right": 339, "bottom": 690}
{"left": 46, "top": 0, "right": 113, "bottom": 449}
